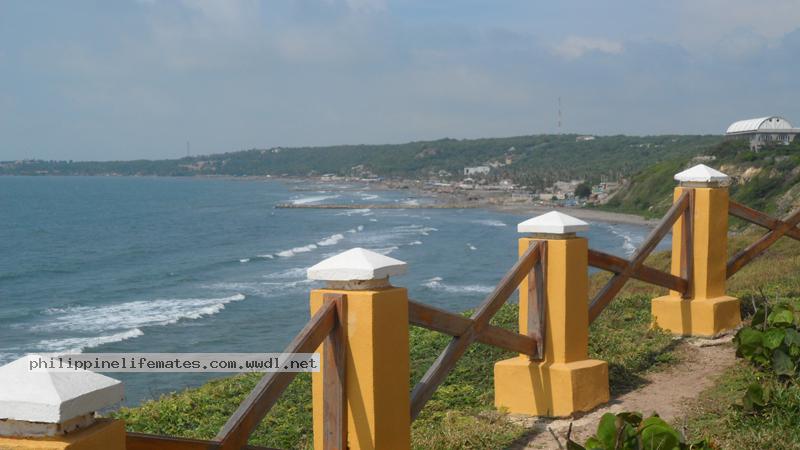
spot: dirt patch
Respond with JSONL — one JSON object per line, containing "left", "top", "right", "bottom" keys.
{"left": 514, "top": 339, "right": 736, "bottom": 449}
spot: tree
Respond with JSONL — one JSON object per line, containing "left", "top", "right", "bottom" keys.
{"left": 574, "top": 182, "right": 592, "bottom": 199}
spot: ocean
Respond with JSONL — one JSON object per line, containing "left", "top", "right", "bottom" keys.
{"left": 0, "top": 176, "right": 668, "bottom": 405}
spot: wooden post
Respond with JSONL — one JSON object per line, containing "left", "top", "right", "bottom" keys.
{"left": 652, "top": 164, "right": 741, "bottom": 336}
{"left": 308, "top": 248, "right": 410, "bottom": 450}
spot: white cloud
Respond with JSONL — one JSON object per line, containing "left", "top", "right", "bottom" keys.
{"left": 674, "top": 0, "right": 800, "bottom": 52}
{"left": 553, "top": 36, "right": 623, "bottom": 60}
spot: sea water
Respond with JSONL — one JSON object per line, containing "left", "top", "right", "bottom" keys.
{"left": 0, "top": 176, "right": 668, "bottom": 405}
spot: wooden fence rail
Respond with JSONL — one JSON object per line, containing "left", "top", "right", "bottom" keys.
{"left": 408, "top": 300, "right": 538, "bottom": 356}
{"left": 727, "top": 204, "right": 800, "bottom": 278}
{"left": 588, "top": 249, "right": 688, "bottom": 294}
{"left": 213, "top": 298, "right": 340, "bottom": 450}
{"left": 588, "top": 191, "right": 690, "bottom": 323}
{"left": 409, "top": 241, "right": 542, "bottom": 420}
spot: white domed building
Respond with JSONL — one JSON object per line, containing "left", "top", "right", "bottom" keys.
{"left": 725, "top": 116, "right": 800, "bottom": 151}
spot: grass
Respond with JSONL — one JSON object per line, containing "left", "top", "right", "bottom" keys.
{"left": 682, "top": 364, "right": 800, "bottom": 449}
{"left": 677, "top": 232, "right": 800, "bottom": 449}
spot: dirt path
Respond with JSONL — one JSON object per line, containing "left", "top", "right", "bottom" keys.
{"left": 515, "top": 338, "right": 736, "bottom": 449}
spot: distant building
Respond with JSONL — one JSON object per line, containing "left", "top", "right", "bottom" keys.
{"left": 464, "top": 166, "right": 491, "bottom": 176}
{"left": 576, "top": 135, "right": 596, "bottom": 142}
{"left": 726, "top": 116, "right": 800, "bottom": 150}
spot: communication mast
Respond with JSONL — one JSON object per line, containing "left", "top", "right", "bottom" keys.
{"left": 558, "top": 96, "right": 562, "bottom": 132}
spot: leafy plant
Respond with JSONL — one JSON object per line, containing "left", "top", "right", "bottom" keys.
{"left": 734, "top": 302, "right": 800, "bottom": 378}
{"left": 567, "top": 412, "right": 714, "bottom": 450}
{"left": 740, "top": 383, "right": 770, "bottom": 412}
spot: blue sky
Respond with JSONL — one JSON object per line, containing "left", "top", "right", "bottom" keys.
{"left": 1, "top": 0, "right": 799, "bottom": 161}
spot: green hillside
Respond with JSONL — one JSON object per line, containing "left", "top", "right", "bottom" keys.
{"left": 604, "top": 139, "right": 800, "bottom": 218}
{"left": 1, "top": 134, "right": 720, "bottom": 191}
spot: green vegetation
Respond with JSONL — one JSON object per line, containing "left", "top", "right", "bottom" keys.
{"left": 680, "top": 233, "right": 800, "bottom": 449}
{"left": 605, "top": 139, "right": 800, "bottom": 217}
{"left": 568, "top": 412, "right": 712, "bottom": 450}
{"left": 114, "top": 295, "right": 676, "bottom": 449}
{"left": 734, "top": 301, "right": 800, "bottom": 377}
{"left": 1, "top": 134, "right": 720, "bottom": 192}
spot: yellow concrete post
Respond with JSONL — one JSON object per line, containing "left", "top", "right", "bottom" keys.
{"left": 651, "top": 164, "right": 741, "bottom": 336}
{"left": 0, "top": 356, "right": 126, "bottom": 450}
{"left": 308, "top": 248, "right": 411, "bottom": 450}
{"left": 495, "top": 212, "right": 609, "bottom": 417}
{"left": 0, "top": 420, "right": 126, "bottom": 450}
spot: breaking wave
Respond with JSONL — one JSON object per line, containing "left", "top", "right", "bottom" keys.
{"left": 471, "top": 219, "right": 507, "bottom": 227}
{"left": 422, "top": 277, "right": 494, "bottom": 294}
{"left": 291, "top": 195, "right": 340, "bottom": 205}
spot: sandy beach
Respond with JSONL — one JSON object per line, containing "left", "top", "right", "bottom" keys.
{"left": 490, "top": 203, "right": 657, "bottom": 226}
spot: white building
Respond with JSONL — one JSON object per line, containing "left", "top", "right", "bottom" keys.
{"left": 726, "top": 116, "right": 800, "bottom": 150}
{"left": 464, "top": 166, "right": 491, "bottom": 176}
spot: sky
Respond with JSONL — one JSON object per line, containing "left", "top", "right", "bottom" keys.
{"left": 1, "top": 1, "right": 800, "bottom": 161}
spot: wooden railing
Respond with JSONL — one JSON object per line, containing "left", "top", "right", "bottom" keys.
{"left": 126, "top": 297, "right": 346, "bottom": 450}
{"left": 588, "top": 190, "right": 693, "bottom": 323}
{"left": 727, "top": 201, "right": 800, "bottom": 277}
{"left": 125, "top": 191, "right": 800, "bottom": 449}
{"left": 408, "top": 241, "right": 545, "bottom": 420}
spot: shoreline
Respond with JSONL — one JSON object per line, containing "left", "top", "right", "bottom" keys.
{"left": 274, "top": 176, "right": 657, "bottom": 226}
{"left": 489, "top": 203, "right": 657, "bottom": 226}
{"left": 3, "top": 173, "right": 655, "bottom": 227}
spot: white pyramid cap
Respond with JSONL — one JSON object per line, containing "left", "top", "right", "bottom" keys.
{"left": 0, "top": 355, "right": 123, "bottom": 424}
{"left": 517, "top": 211, "right": 589, "bottom": 234}
{"left": 674, "top": 164, "right": 730, "bottom": 184}
{"left": 307, "top": 247, "right": 407, "bottom": 281}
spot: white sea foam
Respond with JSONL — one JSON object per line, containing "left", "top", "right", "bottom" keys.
{"left": 317, "top": 233, "right": 344, "bottom": 246}
{"left": 409, "top": 241, "right": 422, "bottom": 246}
{"left": 606, "top": 225, "right": 644, "bottom": 257}
{"left": 369, "top": 218, "right": 378, "bottom": 222}
{"left": 336, "top": 208, "right": 371, "bottom": 216}
{"left": 36, "top": 329, "right": 145, "bottom": 354}
{"left": 38, "top": 294, "right": 246, "bottom": 334}
{"left": 276, "top": 244, "right": 318, "bottom": 258}
{"left": 239, "top": 258, "right": 250, "bottom": 263}
{"left": 471, "top": 219, "right": 507, "bottom": 227}
{"left": 209, "top": 279, "right": 312, "bottom": 296}
{"left": 422, "top": 277, "right": 493, "bottom": 294}
{"left": 346, "top": 225, "right": 365, "bottom": 234}
{"left": 291, "top": 195, "right": 340, "bottom": 205}
{"left": 467, "top": 243, "right": 477, "bottom": 250}
{"left": 372, "top": 246, "right": 399, "bottom": 255}
{"left": 268, "top": 227, "right": 359, "bottom": 258}
{"left": 360, "top": 193, "right": 379, "bottom": 200}
{"left": 264, "top": 267, "right": 308, "bottom": 279}
{"left": 350, "top": 224, "right": 436, "bottom": 247}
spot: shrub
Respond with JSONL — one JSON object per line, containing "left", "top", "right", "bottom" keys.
{"left": 733, "top": 302, "right": 800, "bottom": 378}
{"left": 567, "top": 412, "right": 713, "bottom": 450}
